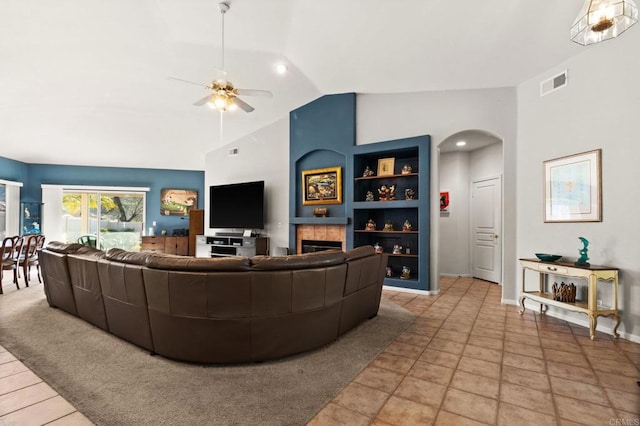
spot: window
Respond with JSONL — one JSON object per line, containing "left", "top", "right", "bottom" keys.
{"left": 0, "top": 179, "right": 23, "bottom": 238}
{"left": 62, "top": 190, "right": 146, "bottom": 251}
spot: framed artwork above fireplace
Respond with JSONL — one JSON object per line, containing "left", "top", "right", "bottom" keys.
{"left": 301, "top": 166, "right": 342, "bottom": 206}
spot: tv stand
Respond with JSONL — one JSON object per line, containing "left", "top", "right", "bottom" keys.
{"left": 195, "top": 235, "right": 269, "bottom": 258}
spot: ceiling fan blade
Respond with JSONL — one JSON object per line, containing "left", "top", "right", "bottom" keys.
{"left": 233, "top": 96, "right": 255, "bottom": 113}
{"left": 236, "top": 88, "right": 273, "bottom": 98}
{"left": 193, "top": 95, "right": 212, "bottom": 106}
{"left": 168, "top": 76, "right": 209, "bottom": 88}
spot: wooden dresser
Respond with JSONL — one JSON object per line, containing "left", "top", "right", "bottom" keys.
{"left": 141, "top": 236, "right": 189, "bottom": 255}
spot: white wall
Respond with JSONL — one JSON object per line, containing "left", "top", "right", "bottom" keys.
{"left": 204, "top": 118, "right": 290, "bottom": 252}
{"left": 470, "top": 142, "right": 502, "bottom": 182}
{"left": 517, "top": 28, "right": 640, "bottom": 340}
{"left": 356, "top": 88, "right": 518, "bottom": 295}
{"left": 439, "top": 152, "right": 470, "bottom": 276}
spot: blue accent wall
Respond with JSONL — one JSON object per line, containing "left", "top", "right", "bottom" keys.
{"left": 290, "top": 93, "right": 356, "bottom": 161}
{"left": 26, "top": 164, "right": 203, "bottom": 234}
{"left": 289, "top": 93, "right": 356, "bottom": 250}
{"left": 1, "top": 155, "right": 203, "bottom": 235}
{"left": 0, "top": 156, "right": 29, "bottom": 184}
{"left": 288, "top": 94, "right": 432, "bottom": 291}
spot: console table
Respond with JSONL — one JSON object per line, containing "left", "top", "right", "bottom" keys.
{"left": 519, "top": 258, "right": 619, "bottom": 340}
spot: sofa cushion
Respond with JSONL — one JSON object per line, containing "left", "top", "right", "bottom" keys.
{"left": 345, "top": 245, "right": 375, "bottom": 261}
{"left": 146, "top": 255, "right": 252, "bottom": 271}
{"left": 250, "top": 250, "right": 346, "bottom": 270}
{"left": 106, "top": 248, "right": 157, "bottom": 266}
{"left": 75, "top": 246, "right": 106, "bottom": 258}
{"left": 44, "top": 241, "right": 85, "bottom": 254}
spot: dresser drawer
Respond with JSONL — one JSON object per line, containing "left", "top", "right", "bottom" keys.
{"left": 536, "top": 263, "right": 569, "bottom": 274}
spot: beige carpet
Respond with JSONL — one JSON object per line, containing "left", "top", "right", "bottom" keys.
{"left": 0, "top": 284, "right": 415, "bottom": 425}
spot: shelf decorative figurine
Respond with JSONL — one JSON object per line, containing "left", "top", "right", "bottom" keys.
{"left": 363, "top": 166, "right": 374, "bottom": 177}
{"left": 378, "top": 184, "right": 396, "bottom": 201}
{"left": 312, "top": 207, "right": 328, "bottom": 217}
{"left": 393, "top": 244, "right": 403, "bottom": 254}
{"left": 402, "top": 220, "right": 412, "bottom": 231}
{"left": 576, "top": 236, "right": 590, "bottom": 266}
{"left": 405, "top": 188, "right": 415, "bottom": 200}
{"left": 401, "top": 164, "right": 412, "bottom": 175}
{"left": 386, "top": 266, "right": 393, "bottom": 277}
{"left": 365, "top": 219, "right": 376, "bottom": 231}
{"left": 374, "top": 242, "right": 383, "bottom": 254}
{"left": 384, "top": 220, "right": 394, "bottom": 231}
{"left": 365, "top": 191, "right": 375, "bottom": 201}
{"left": 401, "top": 266, "right": 411, "bottom": 280}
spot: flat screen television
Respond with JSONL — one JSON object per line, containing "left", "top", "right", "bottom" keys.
{"left": 209, "top": 180, "right": 265, "bottom": 230}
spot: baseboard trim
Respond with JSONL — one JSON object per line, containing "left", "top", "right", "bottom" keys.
{"left": 440, "top": 273, "right": 471, "bottom": 278}
{"left": 382, "top": 286, "right": 437, "bottom": 296}
{"left": 501, "top": 298, "right": 639, "bottom": 344}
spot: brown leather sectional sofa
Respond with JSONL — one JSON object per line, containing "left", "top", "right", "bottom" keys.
{"left": 38, "top": 242, "right": 388, "bottom": 363}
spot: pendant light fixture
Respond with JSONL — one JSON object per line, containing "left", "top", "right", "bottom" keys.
{"left": 571, "top": 0, "right": 639, "bottom": 45}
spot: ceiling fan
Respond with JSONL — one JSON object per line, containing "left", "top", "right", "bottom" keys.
{"left": 169, "top": 1, "right": 273, "bottom": 113}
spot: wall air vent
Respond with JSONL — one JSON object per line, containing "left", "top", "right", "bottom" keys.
{"left": 540, "top": 70, "right": 568, "bottom": 96}
{"left": 228, "top": 147, "right": 239, "bottom": 156}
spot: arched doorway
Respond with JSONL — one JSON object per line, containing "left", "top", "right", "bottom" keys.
{"left": 437, "top": 130, "right": 504, "bottom": 285}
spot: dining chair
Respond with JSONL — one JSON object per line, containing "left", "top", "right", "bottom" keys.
{"left": 0, "top": 237, "right": 19, "bottom": 294}
{"left": 11, "top": 236, "right": 24, "bottom": 279}
{"left": 18, "top": 235, "right": 42, "bottom": 286}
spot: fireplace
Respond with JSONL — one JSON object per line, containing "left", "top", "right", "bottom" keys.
{"left": 295, "top": 224, "right": 346, "bottom": 254}
{"left": 301, "top": 239, "right": 342, "bottom": 253}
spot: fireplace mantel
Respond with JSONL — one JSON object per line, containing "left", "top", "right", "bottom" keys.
{"left": 289, "top": 217, "right": 349, "bottom": 225}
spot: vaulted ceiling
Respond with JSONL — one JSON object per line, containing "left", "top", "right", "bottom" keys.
{"left": 1, "top": 0, "right": 586, "bottom": 170}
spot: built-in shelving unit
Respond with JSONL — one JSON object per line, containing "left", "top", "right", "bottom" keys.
{"left": 351, "top": 136, "right": 430, "bottom": 291}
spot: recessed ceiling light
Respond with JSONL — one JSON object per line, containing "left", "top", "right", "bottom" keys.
{"left": 275, "top": 63, "right": 288, "bottom": 75}
{"left": 456, "top": 141, "right": 467, "bottom": 147}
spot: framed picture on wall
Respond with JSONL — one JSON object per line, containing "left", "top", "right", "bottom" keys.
{"left": 440, "top": 191, "right": 450, "bottom": 213}
{"left": 543, "top": 149, "right": 602, "bottom": 222}
{"left": 160, "top": 189, "right": 198, "bottom": 215}
{"left": 302, "top": 167, "right": 342, "bottom": 205}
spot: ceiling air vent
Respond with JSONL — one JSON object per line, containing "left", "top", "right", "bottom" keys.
{"left": 540, "top": 70, "right": 568, "bottom": 96}
{"left": 228, "top": 147, "right": 239, "bottom": 157}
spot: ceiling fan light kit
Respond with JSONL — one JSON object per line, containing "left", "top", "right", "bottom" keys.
{"left": 571, "top": 0, "right": 639, "bottom": 45}
{"left": 169, "top": 1, "right": 272, "bottom": 113}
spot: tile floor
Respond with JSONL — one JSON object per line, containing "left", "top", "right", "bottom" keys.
{"left": 308, "top": 276, "right": 640, "bottom": 426}
{"left": 1, "top": 274, "right": 639, "bottom": 425}
{"left": 0, "top": 274, "right": 93, "bottom": 425}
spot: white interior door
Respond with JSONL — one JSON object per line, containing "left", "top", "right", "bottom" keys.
{"left": 471, "top": 176, "right": 502, "bottom": 284}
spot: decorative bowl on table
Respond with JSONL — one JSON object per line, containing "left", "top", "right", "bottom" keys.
{"left": 535, "top": 253, "right": 562, "bottom": 262}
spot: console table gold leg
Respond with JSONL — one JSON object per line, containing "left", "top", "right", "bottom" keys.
{"left": 518, "top": 296, "right": 526, "bottom": 314}
{"left": 612, "top": 315, "right": 621, "bottom": 339}
{"left": 588, "top": 314, "right": 597, "bottom": 340}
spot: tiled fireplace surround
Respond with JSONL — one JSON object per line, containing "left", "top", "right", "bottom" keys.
{"left": 295, "top": 224, "right": 346, "bottom": 254}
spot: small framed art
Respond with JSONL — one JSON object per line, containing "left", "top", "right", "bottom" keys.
{"left": 377, "top": 158, "right": 395, "bottom": 176}
{"left": 544, "top": 149, "right": 602, "bottom": 222}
